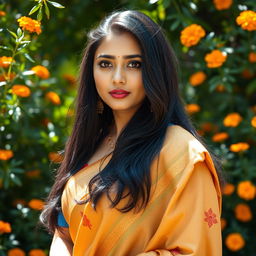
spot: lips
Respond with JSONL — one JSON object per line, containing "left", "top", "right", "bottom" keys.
{"left": 109, "top": 89, "right": 130, "bottom": 99}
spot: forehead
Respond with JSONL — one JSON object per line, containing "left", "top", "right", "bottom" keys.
{"left": 95, "top": 31, "right": 141, "bottom": 56}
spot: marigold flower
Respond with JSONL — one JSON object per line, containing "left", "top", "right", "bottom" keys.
{"left": 222, "top": 183, "right": 235, "bottom": 195}
{"left": 236, "top": 10, "right": 256, "bottom": 31}
{"left": 0, "top": 149, "right": 14, "bottom": 160}
{"left": 212, "top": 132, "right": 229, "bottom": 142}
{"left": 251, "top": 116, "right": 256, "bottom": 127}
{"left": 45, "top": 91, "right": 61, "bottom": 105}
{"left": 31, "top": 65, "right": 50, "bottom": 79}
{"left": 241, "top": 69, "right": 254, "bottom": 79}
{"left": 63, "top": 74, "right": 77, "bottom": 85}
{"left": 205, "top": 49, "right": 227, "bottom": 68}
{"left": 215, "top": 84, "right": 225, "bottom": 92}
{"left": 229, "top": 142, "right": 250, "bottom": 152}
{"left": 235, "top": 203, "right": 252, "bottom": 222}
{"left": 0, "top": 220, "right": 11, "bottom": 234}
{"left": 29, "top": 249, "right": 47, "bottom": 256}
{"left": 8, "top": 248, "right": 26, "bottom": 256}
{"left": 0, "top": 72, "right": 16, "bottom": 81}
{"left": 185, "top": 103, "right": 200, "bottom": 114}
{"left": 189, "top": 71, "right": 207, "bottom": 86}
{"left": 221, "top": 218, "right": 227, "bottom": 230}
{"left": 223, "top": 112, "right": 242, "bottom": 127}
{"left": 17, "top": 16, "right": 42, "bottom": 34}
{"left": 11, "top": 85, "right": 31, "bottom": 97}
{"left": 48, "top": 152, "right": 64, "bottom": 163}
{"left": 28, "top": 199, "right": 44, "bottom": 210}
{"left": 248, "top": 52, "right": 256, "bottom": 63}
{"left": 225, "top": 233, "right": 245, "bottom": 251}
{"left": 200, "top": 122, "right": 216, "bottom": 132}
{"left": 25, "top": 169, "right": 41, "bottom": 178}
{"left": 180, "top": 24, "right": 206, "bottom": 47}
{"left": 0, "top": 11, "right": 6, "bottom": 16}
{"left": 213, "top": 0, "right": 233, "bottom": 10}
{"left": 237, "top": 181, "right": 255, "bottom": 200}
{"left": 0, "top": 56, "right": 13, "bottom": 68}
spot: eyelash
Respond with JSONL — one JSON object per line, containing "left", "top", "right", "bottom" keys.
{"left": 97, "top": 60, "right": 142, "bottom": 69}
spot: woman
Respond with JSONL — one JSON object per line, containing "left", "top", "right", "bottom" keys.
{"left": 41, "top": 10, "right": 223, "bottom": 256}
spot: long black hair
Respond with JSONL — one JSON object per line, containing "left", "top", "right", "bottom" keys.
{"left": 40, "top": 10, "right": 224, "bottom": 234}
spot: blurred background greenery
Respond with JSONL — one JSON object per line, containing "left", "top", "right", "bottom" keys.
{"left": 0, "top": 0, "right": 256, "bottom": 255}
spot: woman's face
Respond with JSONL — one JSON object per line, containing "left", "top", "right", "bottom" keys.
{"left": 93, "top": 31, "right": 145, "bottom": 115}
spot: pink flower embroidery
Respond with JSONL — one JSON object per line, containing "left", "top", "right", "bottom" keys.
{"left": 170, "top": 248, "right": 180, "bottom": 255}
{"left": 80, "top": 211, "right": 92, "bottom": 229}
{"left": 204, "top": 208, "right": 218, "bottom": 228}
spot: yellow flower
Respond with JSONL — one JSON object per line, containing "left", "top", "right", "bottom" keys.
{"left": 45, "top": 91, "right": 61, "bottom": 105}
{"left": 17, "top": 16, "right": 42, "bottom": 34}
{"left": 180, "top": 24, "right": 206, "bottom": 47}
{"left": 213, "top": 0, "right": 233, "bottom": 10}
{"left": 225, "top": 233, "right": 245, "bottom": 251}
{"left": 248, "top": 52, "right": 256, "bottom": 63}
{"left": 8, "top": 248, "right": 25, "bottom": 256}
{"left": 251, "top": 116, "right": 256, "bottom": 127}
{"left": 0, "top": 56, "right": 13, "bottom": 68}
{"left": 0, "top": 11, "right": 6, "bottom": 16}
{"left": 222, "top": 183, "right": 235, "bottom": 195}
{"left": 236, "top": 10, "right": 256, "bottom": 31}
{"left": 29, "top": 249, "right": 47, "bottom": 256}
{"left": 31, "top": 65, "right": 50, "bottom": 79}
{"left": 237, "top": 181, "right": 255, "bottom": 200}
{"left": 28, "top": 199, "right": 44, "bottom": 210}
{"left": 205, "top": 49, "right": 227, "bottom": 68}
{"left": 229, "top": 142, "right": 249, "bottom": 152}
{"left": 0, "top": 149, "right": 13, "bottom": 160}
{"left": 212, "top": 132, "right": 229, "bottom": 142}
{"left": 11, "top": 85, "right": 31, "bottom": 97}
{"left": 48, "top": 152, "right": 64, "bottom": 163}
{"left": 223, "top": 112, "right": 242, "bottom": 127}
{"left": 0, "top": 220, "right": 11, "bottom": 234}
{"left": 189, "top": 71, "right": 207, "bottom": 86}
{"left": 185, "top": 104, "right": 200, "bottom": 114}
{"left": 235, "top": 204, "right": 252, "bottom": 222}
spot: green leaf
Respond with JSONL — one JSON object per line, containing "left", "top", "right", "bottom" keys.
{"left": 17, "top": 28, "right": 23, "bottom": 37}
{"left": 44, "top": 2, "right": 50, "bottom": 19}
{"left": 7, "top": 29, "right": 17, "bottom": 39}
{"left": 24, "top": 53, "right": 35, "bottom": 63}
{"left": 0, "top": 45, "right": 12, "bottom": 51}
{"left": 37, "top": 7, "right": 43, "bottom": 21}
{"left": 29, "top": 4, "right": 41, "bottom": 15}
{"left": 47, "top": 1, "right": 65, "bottom": 8}
{"left": 10, "top": 173, "right": 22, "bottom": 186}
{"left": 17, "top": 44, "right": 29, "bottom": 51}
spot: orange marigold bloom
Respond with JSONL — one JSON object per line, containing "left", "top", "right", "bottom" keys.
{"left": 222, "top": 183, "right": 235, "bottom": 195}
{"left": 63, "top": 74, "right": 77, "bottom": 85}
{"left": 213, "top": 0, "right": 233, "bottom": 10}
{"left": 212, "top": 132, "right": 229, "bottom": 142}
{"left": 11, "top": 85, "right": 31, "bottom": 97}
{"left": 180, "top": 24, "right": 206, "bottom": 47}
{"left": 225, "top": 233, "right": 245, "bottom": 251}
{"left": 223, "top": 112, "right": 242, "bottom": 127}
{"left": 8, "top": 248, "right": 26, "bottom": 256}
{"left": 0, "top": 149, "right": 13, "bottom": 160}
{"left": 0, "top": 56, "right": 13, "bottom": 68}
{"left": 236, "top": 10, "right": 256, "bottom": 31}
{"left": 25, "top": 169, "right": 41, "bottom": 178}
{"left": 0, "top": 11, "right": 6, "bottom": 16}
{"left": 215, "top": 84, "right": 225, "bottom": 92}
{"left": 185, "top": 103, "right": 200, "bottom": 114}
{"left": 17, "top": 16, "right": 41, "bottom": 34}
{"left": 221, "top": 218, "right": 227, "bottom": 230}
{"left": 0, "top": 72, "right": 16, "bottom": 81}
{"left": 248, "top": 52, "right": 256, "bottom": 63}
{"left": 237, "top": 181, "right": 255, "bottom": 200}
{"left": 235, "top": 203, "right": 252, "bottom": 222}
{"left": 31, "top": 65, "right": 50, "bottom": 79}
{"left": 45, "top": 91, "right": 61, "bottom": 105}
{"left": 0, "top": 220, "right": 11, "bottom": 234}
{"left": 230, "top": 142, "right": 250, "bottom": 152}
{"left": 241, "top": 69, "right": 254, "bottom": 79}
{"left": 189, "top": 71, "right": 207, "bottom": 86}
{"left": 251, "top": 116, "right": 256, "bottom": 127}
{"left": 48, "top": 152, "right": 64, "bottom": 163}
{"left": 29, "top": 249, "right": 47, "bottom": 256}
{"left": 28, "top": 199, "right": 44, "bottom": 210}
{"left": 205, "top": 49, "right": 227, "bottom": 68}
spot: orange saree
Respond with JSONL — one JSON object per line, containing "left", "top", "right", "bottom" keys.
{"left": 61, "top": 125, "right": 222, "bottom": 255}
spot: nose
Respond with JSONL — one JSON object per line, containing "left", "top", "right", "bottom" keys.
{"left": 112, "top": 66, "right": 126, "bottom": 85}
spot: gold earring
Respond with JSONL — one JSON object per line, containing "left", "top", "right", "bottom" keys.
{"left": 96, "top": 99, "right": 104, "bottom": 114}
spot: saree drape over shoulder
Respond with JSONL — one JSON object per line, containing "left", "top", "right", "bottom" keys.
{"left": 61, "top": 125, "right": 222, "bottom": 256}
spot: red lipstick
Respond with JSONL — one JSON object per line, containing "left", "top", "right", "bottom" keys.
{"left": 109, "top": 89, "right": 130, "bottom": 99}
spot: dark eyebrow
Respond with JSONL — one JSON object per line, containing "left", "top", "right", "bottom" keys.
{"left": 96, "top": 54, "right": 142, "bottom": 59}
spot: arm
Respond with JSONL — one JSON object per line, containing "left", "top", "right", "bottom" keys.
{"left": 137, "top": 161, "right": 222, "bottom": 256}
{"left": 50, "top": 227, "right": 73, "bottom": 256}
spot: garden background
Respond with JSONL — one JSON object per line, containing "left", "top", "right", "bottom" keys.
{"left": 1, "top": 0, "right": 256, "bottom": 255}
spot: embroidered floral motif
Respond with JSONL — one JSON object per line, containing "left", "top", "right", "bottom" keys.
{"left": 80, "top": 211, "right": 92, "bottom": 229}
{"left": 204, "top": 208, "right": 218, "bottom": 228}
{"left": 170, "top": 248, "right": 180, "bottom": 255}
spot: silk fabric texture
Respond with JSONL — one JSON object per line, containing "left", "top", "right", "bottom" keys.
{"left": 61, "top": 125, "right": 222, "bottom": 255}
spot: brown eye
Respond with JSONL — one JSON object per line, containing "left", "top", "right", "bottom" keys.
{"left": 98, "top": 60, "right": 112, "bottom": 68}
{"left": 127, "top": 61, "right": 142, "bottom": 69}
